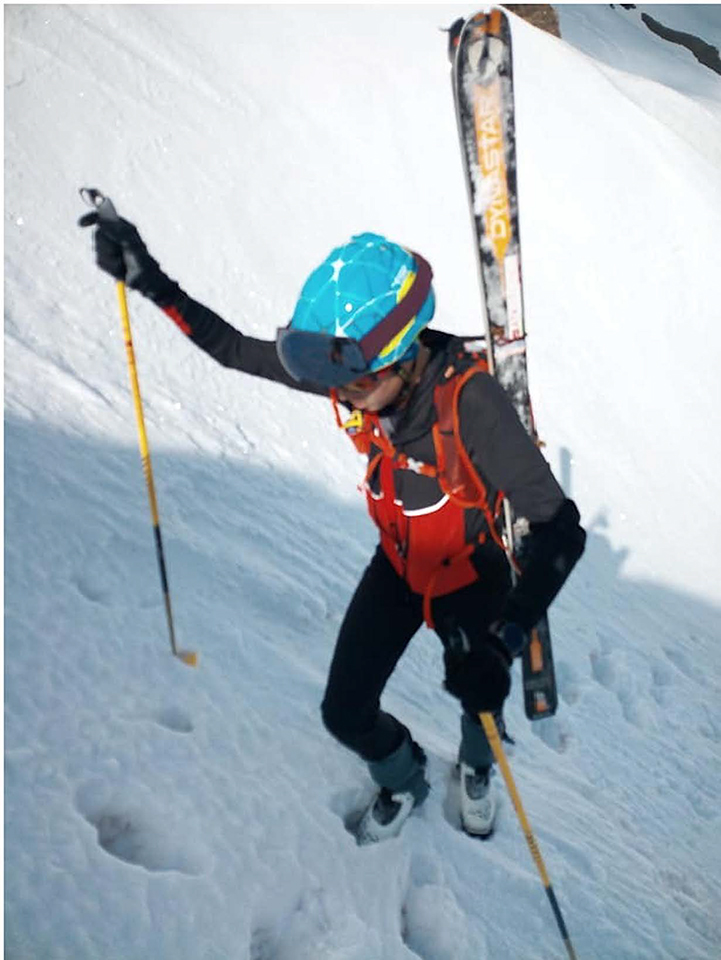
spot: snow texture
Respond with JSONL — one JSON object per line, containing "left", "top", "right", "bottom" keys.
{"left": 5, "top": 5, "right": 721, "bottom": 959}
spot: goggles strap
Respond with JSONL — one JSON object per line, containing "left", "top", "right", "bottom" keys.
{"left": 357, "top": 252, "right": 433, "bottom": 363}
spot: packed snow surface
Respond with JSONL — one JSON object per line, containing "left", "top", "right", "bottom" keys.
{"left": 5, "top": 5, "right": 721, "bottom": 959}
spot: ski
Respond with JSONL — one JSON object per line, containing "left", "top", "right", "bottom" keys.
{"left": 449, "top": 9, "right": 558, "bottom": 720}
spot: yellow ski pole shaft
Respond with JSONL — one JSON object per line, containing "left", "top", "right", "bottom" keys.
{"left": 116, "top": 280, "right": 197, "bottom": 668}
{"left": 479, "top": 711, "right": 577, "bottom": 960}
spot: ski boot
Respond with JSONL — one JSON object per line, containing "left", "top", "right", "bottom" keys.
{"left": 457, "top": 711, "right": 501, "bottom": 838}
{"left": 356, "top": 737, "right": 429, "bottom": 845}
{"left": 459, "top": 763, "right": 496, "bottom": 838}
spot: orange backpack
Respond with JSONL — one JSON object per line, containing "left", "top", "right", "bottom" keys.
{"left": 331, "top": 352, "right": 512, "bottom": 626}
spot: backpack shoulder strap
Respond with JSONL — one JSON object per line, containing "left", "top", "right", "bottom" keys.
{"left": 432, "top": 353, "right": 489, "bottom": 507}
{"left": 432, "top": 352, "right": 509, "bottom": 552}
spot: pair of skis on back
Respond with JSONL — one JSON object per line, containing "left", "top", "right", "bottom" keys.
{"left": 449, "top": 9, "right": 558, "bottom": 722}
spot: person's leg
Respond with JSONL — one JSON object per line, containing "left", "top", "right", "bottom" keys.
{"left": 321, "top": 547, "right": 423, "bottom": 764}
{"left": 431, "top": 560, "right": 512, "bottom": 836}
{"left": 432, "top": 556, "right": 511, "bottom": 768}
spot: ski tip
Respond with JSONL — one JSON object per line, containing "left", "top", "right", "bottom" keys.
{"left": 445, "top": 16, "right": 466, "bottom": 62}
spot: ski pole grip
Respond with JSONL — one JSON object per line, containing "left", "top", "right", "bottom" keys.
{"left": 79, "top": 186, "right": 120, "bottom": 223}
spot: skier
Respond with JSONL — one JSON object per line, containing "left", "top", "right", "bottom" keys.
{"left": 79, "top": 205, "right": 586, "bottom": 843}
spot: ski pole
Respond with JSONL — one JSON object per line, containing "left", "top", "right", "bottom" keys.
{"left": 80, "top": 187, "right": 197, "bottom": 668}
{"left": 115, "top": 279, "right": 197, "bottom": 667}
{"left": 479, "top": 711, "right": 577, "bottom": 959}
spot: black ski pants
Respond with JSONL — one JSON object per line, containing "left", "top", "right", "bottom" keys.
{"left": 321, "top": 544, "right": 511, "bottom": 763}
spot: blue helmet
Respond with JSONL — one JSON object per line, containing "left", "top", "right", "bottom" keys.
{"left": 277, "top": 232, "right": 435, "bottom": 387}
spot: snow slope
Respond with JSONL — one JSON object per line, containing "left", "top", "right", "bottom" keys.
{"left": 5, "top": 5, "right": 721, "bottom": 958}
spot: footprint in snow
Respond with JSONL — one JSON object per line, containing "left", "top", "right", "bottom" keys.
{"left": 589, "top": 648, "right": 651, "bottom": 728}
{"left": 75, "top": 778, "right": 207, "bottom": 875}
{"left": 72, "top": 573, "right": 112, "bottom": 605}
{"left": 154, "top": 705, "right": 194, "bottom": 734}
{"left": 118, "top": 706, "right": 194, "bottom": 734}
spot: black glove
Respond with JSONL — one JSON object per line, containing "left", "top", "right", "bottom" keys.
{"left": 78, "top": 196, "right": 180, "bottom": 307}
{"left": 444, "top": 626, "right": 512, "bottom": 715}
{"left": 501, "top": 499, "right": 586, "bottom": 631}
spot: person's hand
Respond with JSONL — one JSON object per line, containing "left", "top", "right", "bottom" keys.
{"left": 444, "top": 627, "right": 511, "bottom": 714}
{"left": 78, "top": 191, "right": 179, "bottom": 304}
{"left": 78, "top": 208, "right": 150, "bottom": 286}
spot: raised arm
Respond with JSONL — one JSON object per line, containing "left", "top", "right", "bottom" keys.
{"left": 78, "top": 198, "right": 327, "bottom": 397}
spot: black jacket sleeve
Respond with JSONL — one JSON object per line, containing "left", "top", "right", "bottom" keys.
{"left": 459, "top": 372, "right": 586, "bottom": 633}
{"left": 459, "top": 372, "right": 564, "bottom": 523}
{"left": 148, "top": 283, "right": 328, "bottom": 397}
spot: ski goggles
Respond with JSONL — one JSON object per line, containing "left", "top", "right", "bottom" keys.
{"left": 276, "top": 252, "right": 432, "bottom": 388}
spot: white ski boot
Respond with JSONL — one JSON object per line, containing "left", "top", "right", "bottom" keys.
{"left": 355, "top": 736, "right": 429, "bottom": 845}
{"left": 356, "top": 787, "right": 418, "bottom": 845}
{"left": 459, "top": 763, "right": 496, "bottom": 838}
